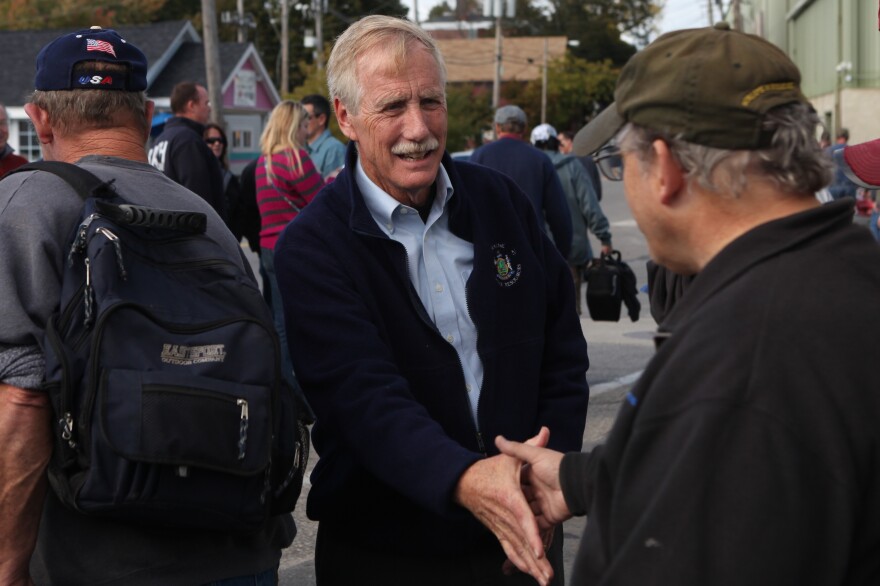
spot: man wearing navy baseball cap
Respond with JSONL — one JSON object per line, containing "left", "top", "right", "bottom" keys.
{"left": 0, "top": 27, "right": 292, "bottom": 585}
{"left": 497, "top": 23, "right": 880, "bottom": 584}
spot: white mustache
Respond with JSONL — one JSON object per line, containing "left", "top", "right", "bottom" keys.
{"left": 391, "top": 138, "right": 440, "bottom": 156}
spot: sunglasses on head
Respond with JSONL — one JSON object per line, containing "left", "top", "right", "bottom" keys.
{"left": 205, "top": 137, "right": 224, "bottom": 145}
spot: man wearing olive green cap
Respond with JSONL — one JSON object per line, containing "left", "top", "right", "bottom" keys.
{"left": 496, "top": 22, "right": 880, "bottom": 584}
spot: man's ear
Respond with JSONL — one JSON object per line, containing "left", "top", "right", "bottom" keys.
{"left": 334, "top": 97, "right": 357, "bottom": 142}
{"left": 652, "top": 139, "right": 685, "bottom": 206}
{"left": 24, "top": 103, "right": 53, "bottom": 145}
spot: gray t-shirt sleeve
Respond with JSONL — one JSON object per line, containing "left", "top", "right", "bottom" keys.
{"left": 0, "top": 170, "right": 83, "bottom": 348}
{"left": 0, "top": 344, "right": 45, "bottom": 389}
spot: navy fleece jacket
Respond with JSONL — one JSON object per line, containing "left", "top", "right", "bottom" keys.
{"left": 275, "top": 146, "right": 589, "bottom": 555}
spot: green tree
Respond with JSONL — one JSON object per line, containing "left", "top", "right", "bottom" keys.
{"left": 250, "top": 0, "right": 408, "bottom": 95}
{"left": 0, "top": 0, "right": 166, "bottom": 29}
{"left": 534, "top": 0, "right": 661, "bottom": 65}
{"left": 518, "top": 54, "right": 618, "bottom": 133}
{"left": 445, "top": 83, "right": 493, "bottom": 152}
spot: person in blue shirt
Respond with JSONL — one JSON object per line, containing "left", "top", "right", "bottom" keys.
{"left": 826, "top": 128, "right": 859, "bottom": 200}
{"left": 301, "top": 94, "right": 346, "bottom": 179}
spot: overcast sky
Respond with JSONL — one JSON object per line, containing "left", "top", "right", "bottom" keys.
{"left": 407, "top": 0, "right": 717, "bottom": 38}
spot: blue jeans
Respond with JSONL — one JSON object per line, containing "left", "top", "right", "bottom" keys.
{"left": 202, "top": 567, "right": 277, "bottom": 585}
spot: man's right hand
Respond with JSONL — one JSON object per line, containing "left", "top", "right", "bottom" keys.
{"left": 496, "top": 428, "right": 572, "bottom": 530}
{"left": 454, "top": 429, "right": 554, "bottom": 585}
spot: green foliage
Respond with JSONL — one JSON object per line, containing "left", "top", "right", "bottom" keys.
{"left": 428, "top": 1, "right": 454, "bottom": 20}
{"left": 0, "top": 0, "right": 167, "bottom": 29}
{"left": 445, "top": 83, "right": 493, "bottom": 152}
{"left": 518, "top": 54, "right": 618, "bottom": 133}
{"left": 152, "top": 0, "right": 201, "bottom": 22}
{"left": 248, "top": 0, "right": 409, "bottom": 92}
{"left": 527, "top": 0, "right": 661, "bottom": 65}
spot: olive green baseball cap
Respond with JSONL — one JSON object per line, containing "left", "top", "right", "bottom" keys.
{"left": 572, "top": 22, "right": 807, "bottom": 157}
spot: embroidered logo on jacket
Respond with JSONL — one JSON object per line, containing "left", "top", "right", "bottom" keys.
{"left": 492, "top": 243, "right": 522, "bottom": 287}
{"left": 161, "top": 344, "right": 226, "bottom": 365}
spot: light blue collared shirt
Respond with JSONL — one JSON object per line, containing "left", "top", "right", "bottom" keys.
{"left": 307, "top": 129, "right": 346, "bottom": 178}
{"left": 356, "top": 160, "right": 483, "bottom": 423}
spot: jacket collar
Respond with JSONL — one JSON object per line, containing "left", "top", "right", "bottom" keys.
{"left": 659, "top": 199, "right": 856, "bottom": 336}
{"left": 337, "top": 142, "right": 471, "bottom": 240}
{"left": 166, "top": 116, "right": 206, "bottom": 134}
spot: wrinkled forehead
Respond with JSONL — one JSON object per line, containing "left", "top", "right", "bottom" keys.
{"left": 356, "top": 39, "right": 443, "bottom": 83}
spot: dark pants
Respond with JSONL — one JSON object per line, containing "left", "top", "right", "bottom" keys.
{"left": 315, "top": 523, "right": 564, "bottom": 586}
{"left": 201, "top": 567, "right": 277, "bottom": 585}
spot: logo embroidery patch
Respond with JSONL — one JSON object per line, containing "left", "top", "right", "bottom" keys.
{"left": 77, "top": 75, "right": 114, "bottom": 86}
{"left": 161, "top": 344, "right": 226, "bottom": 366}
{"left": 86, "top": 38, "right": 117, "bottom": 57}
{"left": 492, "top": 243, "right": 522, "bottom": 287}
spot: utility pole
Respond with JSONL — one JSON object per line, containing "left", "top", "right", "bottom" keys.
{"left": 237, "top": 0, "right": 246, "bottom": 42}
{"left": 281, "top": 0, "right": 290, "bottom": 95}
{"left": 732, "top": 0, "right": 743, "bottom": 31}
{"left": 314, "top": 0, "right": 324, "bottom": 71}
{"left": 540, "top": 37, "right": 547, "bottom": 124}
{"left": 492, "top": 14, "right": 502, "bottom": 109}
{"left": 707, "top": 0, "right": 714, "bottom": 25}
{"left": 201, "top": 0, "right": 226, "bottom": 128}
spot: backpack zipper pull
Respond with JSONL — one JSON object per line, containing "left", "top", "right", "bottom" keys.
{"left": 68, "top": 213, "right": 100, "bottom": 265}
{"left": 95, "top": 227, "right": 127, "bottom": 280}
{"left": 59, "top": 412, "right": 77, "bottom": 449}
{"left": 237, "top": 399, "right": 249, "bottom": 460}
{"left": 83, "top": 258, "right": 94, "bottom": 329}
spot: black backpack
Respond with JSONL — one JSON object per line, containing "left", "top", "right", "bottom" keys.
{"left": 584, "top": 250, "right": 641, "bottom": 322}
{"left": 15, "top": 162, "right": 309, "bottom": 533}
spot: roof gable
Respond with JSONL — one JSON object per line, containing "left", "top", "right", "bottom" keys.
{"left": 0, "top": 21, "right": 273, "bottom": 108}
{"left": 0, "top": 21, "right": 194, "bottom": 106}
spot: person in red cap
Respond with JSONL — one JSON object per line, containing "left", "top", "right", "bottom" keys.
{"left": 498, "top": 23, "right": 880, "bottom": 585}
{"left": 836, "top": 137, "right": 880, "bottom": 240}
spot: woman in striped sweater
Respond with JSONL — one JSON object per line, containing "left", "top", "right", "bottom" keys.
{"left": 256, "top": 100, "right": 326, "bottom": 389}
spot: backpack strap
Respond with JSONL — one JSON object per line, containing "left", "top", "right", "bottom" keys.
{"left": 14, "top": 161, "right": 116, "bottom": 200}
{"left": 12, "top": 161, "right": 206, "bottom": 234}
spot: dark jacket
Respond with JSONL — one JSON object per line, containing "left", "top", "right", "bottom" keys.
{"left": 275, "top": 147, "right": 589, "bottom": 555}
{"left": 0, "top": 144, "right": 27, "bottom": 177}
{"left": 148, "top": 117, "right": 226, "bottom": 221}
{"left": 471, "top": 137, "right": 572, "bottom": 258}
{"left": 561, "top": 199, "right": 880, "bottom": 585}
{"left": 545, "top": 150, "right": 611, "bottom": 265}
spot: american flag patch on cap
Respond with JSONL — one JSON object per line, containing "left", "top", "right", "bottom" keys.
{"left": 86, "top": 38, "right": 116, "bottom": 58}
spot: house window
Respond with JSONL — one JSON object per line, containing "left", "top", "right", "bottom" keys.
{"left": 16, "top": 120, "right": 40, "bottom": 161}
{"left": 232, "top": 129, "right": 253, "bottom": 150}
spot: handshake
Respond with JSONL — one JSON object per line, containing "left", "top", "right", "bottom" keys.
{"left": 454, "top": 427, "right": 573, "bottom": 586}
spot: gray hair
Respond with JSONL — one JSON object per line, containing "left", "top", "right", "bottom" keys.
{"left": 497, "top": 119, "right": 526, "bottom": 135}
{"left": 326, "top": 15, "right": 447, "bottom": 114}
{"left": 29, "top": 61, "right": 150, "bottom": 137}
{"left": 618, "top": 102, "right": 833, "bottom": 198}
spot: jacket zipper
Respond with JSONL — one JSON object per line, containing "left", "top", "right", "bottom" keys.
{"left": 367, "top": 231, "right": 485, "bottom": 455}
